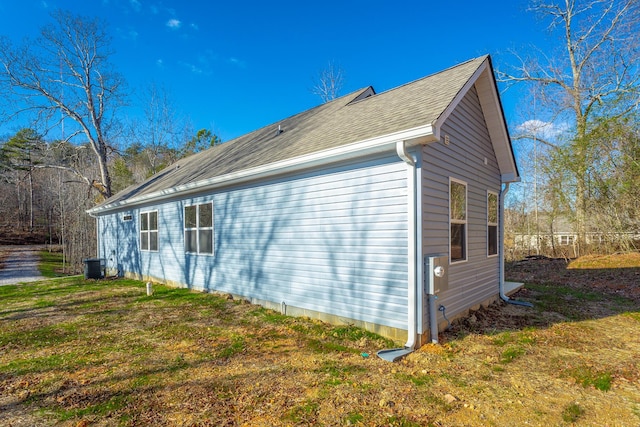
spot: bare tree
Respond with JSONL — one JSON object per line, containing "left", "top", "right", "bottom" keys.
{"left": 500, "top": 0, "right": 640, "bottom": 255}
{"left": 311, "top": 61, "right": 345, "bottom": 103}
{"left": 0, "top": 10, "right": 127, "bottom": 199}
{"left": 128, "top": 83, "right": 183, "bottom": 176}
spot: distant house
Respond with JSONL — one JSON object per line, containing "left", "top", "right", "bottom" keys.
{"left": 513, "top": 214, "right": 638, "bottom": 257}
{"left": 88, "top": 55, "right": 519, "bottom": 347}
{"left": 513, "top": 214, "right": 576, "bottom": 254}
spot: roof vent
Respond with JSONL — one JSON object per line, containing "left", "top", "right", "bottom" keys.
{"left": 276, "top": 124, "right": 284, "bottom": 136}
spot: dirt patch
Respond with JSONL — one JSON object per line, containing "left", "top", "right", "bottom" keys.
{"left": 506, "top": 253, "right": 640, "bottom": 302}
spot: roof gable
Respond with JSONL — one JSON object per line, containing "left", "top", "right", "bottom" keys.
{"left": 434, "top": 56, "right": 519, "bottom": 183}
{"left": 90, "top": 55, "right": 517, "bottom": 214}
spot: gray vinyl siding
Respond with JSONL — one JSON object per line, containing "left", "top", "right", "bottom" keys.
{"left": 98, "top": 155, "right": 410, "bottom": 330}
{"left": 421, "top": 85, "right": 501, "bottom": 321}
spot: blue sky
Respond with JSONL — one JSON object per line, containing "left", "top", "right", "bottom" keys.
{"left": 0, "top": 0, "right": 550, "bottom": 142}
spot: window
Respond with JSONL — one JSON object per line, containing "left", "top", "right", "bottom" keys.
{"left": 450, "top": 179, "right": 467, "bottom": 262}
{"left": 487, "top": 191, "right": 498, "bottom": 256}
{"left": 140, "top": 211, "right": 158, "bottom": 251}
{"left": 185, "top": 202, "right": 213, "bottom": 254}
{"left": 559, "top": 235, "right": 574, "bottom": 246}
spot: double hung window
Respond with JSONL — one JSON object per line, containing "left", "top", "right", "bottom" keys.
{"left": 185, "top": 203, "right": 213, "bottom": 254}
{"left": 450, "top": 179, "right": 467, "bottom": 263}
{"left": 140, "top": 211, "right": 158, "bottom": 251}
{"left": 487, "top": 192, "right": 498, "bottom": 256}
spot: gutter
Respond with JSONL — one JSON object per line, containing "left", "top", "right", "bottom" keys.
{"left": 499, "top": 183, "right": 533, "bottom": 307}
{"left": 377, "top": 140, "right": 420, "bottom": 362}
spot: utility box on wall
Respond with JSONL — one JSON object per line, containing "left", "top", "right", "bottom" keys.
{"left": 424, "top": 254, "right": 448, "bottom": 295}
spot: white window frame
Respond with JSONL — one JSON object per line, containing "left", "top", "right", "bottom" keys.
{"left": 140, "top": 210, "right": 158, "bottom": 252}
{"left": 487, "top": 191, "right": 499, "bottom": 257}
{"left": 184, "top": 202, "right": 214, "bottom": 255}
{"left": 449, "top": 177, "right": 468, "bottom": 264}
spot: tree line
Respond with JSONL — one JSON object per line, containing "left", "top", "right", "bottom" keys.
{"left": 0, "top": 126, "right": 218, "bottom": 272}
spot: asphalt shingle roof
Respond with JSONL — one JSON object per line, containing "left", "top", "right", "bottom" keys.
{"left": 97, "top": 56, "right": 489, "bottom": 210}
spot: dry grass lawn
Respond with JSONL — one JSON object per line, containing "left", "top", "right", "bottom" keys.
{"left": 0, "top": 253, "right": 639, "bottom": 426}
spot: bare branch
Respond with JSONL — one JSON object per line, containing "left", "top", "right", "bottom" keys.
{"left": 311, "top": 61, "right": 345, "bottom": 103}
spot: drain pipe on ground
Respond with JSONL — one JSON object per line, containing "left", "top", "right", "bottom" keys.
{"left": 377, "top": 141, "right": 419, "bottom": 362}
{"left": 499, "top": 183, "right": 533, "bottom": 308}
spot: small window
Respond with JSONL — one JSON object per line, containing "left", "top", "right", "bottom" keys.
{"left": 487, "top": 191, "right": 498, "bottom": 256}
{"left": 450, "top": 179, "right": 467, "bottom": 263}
{"left": 184, "top": 202, "right": 214, "bottom": 254}
{"left": 559, "top": 235, "right": 574, "bottom": 246}
{"left": 140, "top": 211, "right": 158, "bottom": 252}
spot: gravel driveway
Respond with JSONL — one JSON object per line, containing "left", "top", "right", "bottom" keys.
{"left": 0, "top": 246, "right": 45, "bottom": 286}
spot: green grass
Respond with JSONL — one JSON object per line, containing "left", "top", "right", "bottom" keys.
{"left": 38, "top": 250, "right": 67, "bottom": 278}
{"left": 0, "top": 353, "right": 83, "bottom": 376}
{"left": 500, "top": 346, "right": 526, "bottom": 363}
{"left": 624, "top": 312, "right": 640, "bottom": 322}
{"left": 562, "top": 402, "right": 585, "bottom": 422}
{"left": 345, "top": 412, "right": 364, "bottom": 424}
{"left": 396, "top": 372, "right": 435, "bottom": 387}
{"left": 52, "top": 392, "right": 131, "bottom": 422}
{"left": 216, "top": 334, "right": 246, "bottom": 359}
{"left": 282, "top": 400, "right": 319, "bottom": 424}
{"left": 566, "top": 366, "right": 613, "bottom": 391}
{"left": 385, "top": 415, "right": 423, "bottom": 427}
{"left": 526, "top": 282, "right": 633, "bottom": 320}
{"left": 249, "top": 306, "right": 290, "bottom": 324}
{"left": 0, "top": 323, "right": 77, "bottom": 348}
{"left": 490, "top": 330, "right": 534, "bottom": 364}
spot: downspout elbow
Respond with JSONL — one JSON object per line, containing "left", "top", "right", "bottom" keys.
{"left": 396, "top": 140, "right": 415, "bottom": 167}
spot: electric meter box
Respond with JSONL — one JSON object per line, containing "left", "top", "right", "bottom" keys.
{"left": 424, "top": 254, "right": 448, "bottom": 295}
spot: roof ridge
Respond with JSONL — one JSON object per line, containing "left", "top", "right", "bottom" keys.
{"left": 219, "top": 86, "right": 373, "bottom": 145}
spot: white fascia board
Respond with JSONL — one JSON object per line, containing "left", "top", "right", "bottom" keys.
{"left": 89, "top": 124, "right": 437, "bottom": 215}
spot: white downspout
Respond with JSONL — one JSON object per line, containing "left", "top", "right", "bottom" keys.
{"left": 376, "top": 140, "right": 421, "bottom": 362}
{"left": 377, "top": 141, "right": 418, "bottom": 362}
{"left": 499, "top": 183, "right": 533, "bottom": 307}
{"left": 397, "top": 140, "right": 418, "bottom": 349}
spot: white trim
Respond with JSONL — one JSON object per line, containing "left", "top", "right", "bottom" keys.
{"left": 88, "top": 124, "right": 438, "bottom": 215}
{"left": 449, "top": 177, "right": 468, "bottom": 264}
